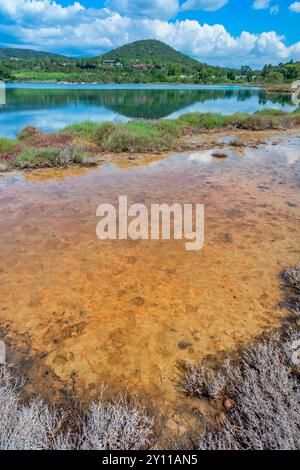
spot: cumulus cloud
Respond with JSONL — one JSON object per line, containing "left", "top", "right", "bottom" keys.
{"left": 105, "top": 0, "right": 179, "bottom": 20}
{"left": 270, "top": 5, "right": 280, "bottom": 14}
{"left": 289, "top": 2, "right": 300, "bottom": 12}
{"left": 252, "top": 1, "right": 280, "bottom": 15}
{"left": 252, "top": 0, "right": 271, "bottom": 9}
{"left": 181, "top": 0, "right": 228, "bottom": 11}
{"left": 0, "top": 0, "right": 299, "bottom": 68}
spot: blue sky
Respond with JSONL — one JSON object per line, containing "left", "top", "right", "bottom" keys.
{"left": 0, "top": 0, "right": 299, "bottom": 68}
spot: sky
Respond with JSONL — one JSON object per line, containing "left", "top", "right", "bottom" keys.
{"left": 0, "top": 0, "right": 299, "bottom": 68}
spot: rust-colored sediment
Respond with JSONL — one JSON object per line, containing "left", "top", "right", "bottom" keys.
{"left": 0, "top": 135, "right": 299, "bottom": 438}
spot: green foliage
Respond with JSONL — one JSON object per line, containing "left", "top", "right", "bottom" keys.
{"left": 255, "top": 109, "right": 286, "bottom": 116}
{"left": 0, "top": 47, "right": 68, "bottom": 60}
{"left": 0, "top": 138, "right": 17, "bottom": 156}
{"left": 1, "top": 41, "right": 299, "bottom": 85}
{"left": 95, "top": 120, "right": 178, "bottom": 152}
{"left": 100, "top": 39, "right": 200, "bottom": 68}
{"left": 62, "top": 121, "right": 101, "bottom": 139}
{"left": 176, "top": 112, "right": 228, "bottom": 129}
{"left": 14, "top": 145, "right": 87, "bottom": 168}
{"left": 236, "top": 114, "right": 281, "bottom": 130}
{"left": 15, "top": 148, "right": 40, "bottom": 168}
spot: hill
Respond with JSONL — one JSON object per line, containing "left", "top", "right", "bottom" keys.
{"left": 0, "top": 47, "right": 69, "bottom": 61}
{"left": 100, "top": 40, "right": 200, "bottom": 68}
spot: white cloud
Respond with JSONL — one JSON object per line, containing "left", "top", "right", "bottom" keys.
{"left": 270, "top": 4, "right": 279, "bottom": 14}
{"left": 105, "top": 0, "right": 179, "bottom": 20}
{"left": 0, "top": 0, "right": 299, "bottom": 68}
{"left": 252, "top": 1, "right": 280, "bottom": 15}
{"left": 252, "top": 0, "right": 271, "bottom": 9}
{"left": 289, "top": 2, "right": 300, "bottom": 12}
{"left": 181, "top": 0, "right": 228, "bottom": 11}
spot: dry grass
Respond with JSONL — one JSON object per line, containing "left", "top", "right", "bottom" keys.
{"left": 0, "top": 366, "right": 153, "bottom": 450}
{"left": 281, "top": 263, "right": 300, "bottom": 315}
{"left": 0, "top": 365, "right": 64, "bottom": 450}
{"left": 182, "top": 329, "right": 300, "bottom": 450}
{"left": 78, "top": 396, "right": 153, "bottom": 450}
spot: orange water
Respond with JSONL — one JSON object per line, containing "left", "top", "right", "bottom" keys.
{"left": 0, "top": 138, "right": 299, "bottom": 416}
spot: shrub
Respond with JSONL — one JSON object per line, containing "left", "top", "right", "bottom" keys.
{"left": 78, "top": 396, "right": 153, "bottom": 450}
{"left": 156, "top": 119, "right": 181, "bottom": 138}
{"left": 281, "top": 263, "right": 300, "bottom": 314}
{"left": 95, "top": 121, "right": 177, "bottom": 153}
{"left": 182, "top": 363, "right": 226, "bottom": 400}
{"left": 236, "top": 114, "right": 281, "bottom": 130}
{"left": 191, "top": 329, "right": 300, "bottom": 450}
{"left": 17, "top": 126, "right": 41, "bottom": 141}
{"left": 282, "top": 264, "right": 300, "bottom": 293}
{"left": 62, "top": 121, "right": 102, "bottom": 139}
{"left": 0, "top": 366, "right": 153, "bottom": 450}
{"left": 15, "top": 148, "right": 40, "bottom": 169}
{"left": 0, "top": 138, "right": 17, "bottom": 156}
{"left": 255, "top": 109, "right": 286, "bottom": 116}
{"left": 14, "top": 146, "right": 91, "bottom": 169}
{"left": 0, "top": 366, "right": 64, "bottom": 450}
{"left": 177, "top": 112, "right": 228, "bottom": 130}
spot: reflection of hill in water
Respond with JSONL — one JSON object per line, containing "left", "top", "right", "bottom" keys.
{"left": 2, "top": 88, "right": 293, "bottom": 119}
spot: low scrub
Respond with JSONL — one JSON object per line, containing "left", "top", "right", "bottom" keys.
{"left": 177, "top": 112, "right": 228, "bottom": 130}
{"left": 14, "top": 145, "right": 93, "bottom": 169}
{"left": 182, "top": 328, "right": 300, "bottom": 450}
{"left": 0, "top": 366, "right": 153, "bottom": 450}
{"left": 281, "top": 263, "right": 300, "bottom": 314}
{"left": 236, "top": 113, "right": 281, "bottom": 130}
{"left": 0, "top": 366, "right": 64, "bottom": 450}
{"left": 95, "top": 120, "right": 178, "bottom": 152}
{"left": 62, "top": 121, "right": 102, "bottom": 140}
{"left": 0, "top": 138, "right": 17, "bottom": 156}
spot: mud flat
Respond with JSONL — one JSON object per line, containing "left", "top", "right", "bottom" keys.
{"left": 0, "top": 133, "right": 299, "bottom": 441}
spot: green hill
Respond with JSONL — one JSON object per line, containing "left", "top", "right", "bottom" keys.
{"left": 0, "top": 47, "right": 68, "bottom": 60}
{"left": 100, "top": 40, "right": 200, "bottom": 68}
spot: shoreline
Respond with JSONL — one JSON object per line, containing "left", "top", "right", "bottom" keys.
{"left": 1, "top": 108, "right": 300, "bottom": 173}
{"left": 3, "top": 80, "right": 292, "bottom": 93}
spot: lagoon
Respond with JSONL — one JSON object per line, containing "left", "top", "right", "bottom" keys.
{"left": 0, "top": 83, "right": 295, "bottom": 138}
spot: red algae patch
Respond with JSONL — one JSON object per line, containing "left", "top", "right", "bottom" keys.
{"left": 0, "top": 138, "right": 299, "bottom": 415}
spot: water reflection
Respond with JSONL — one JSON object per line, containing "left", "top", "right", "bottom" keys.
{"left": 0, "top": 84, "right": 296, "bottom": 138}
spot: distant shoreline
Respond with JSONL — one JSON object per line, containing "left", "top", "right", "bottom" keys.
{"left": 3, "top": 80, "right": 292, "bottom": 94}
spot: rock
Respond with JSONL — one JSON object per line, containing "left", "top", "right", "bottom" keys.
{"left": 223, "top": 398, "right": 236, "bottom": 411}
{"left": 0, "top": 340, "right": 6, "bottom": 364}
{"left": 212, "top": 152, "right": 228, "bottom": 159}
{"left": 178, "top": 341, "right": 192, "bottom": 350}
{"left": 132, "top": 296, "right": 145, "bottom": 306}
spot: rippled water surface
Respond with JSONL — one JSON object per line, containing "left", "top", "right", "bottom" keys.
{"left": 0, "top": 136, "right": 299, "bottom": 413}
{"left": 0, "top": 83, "right": 296, "bottom": 137}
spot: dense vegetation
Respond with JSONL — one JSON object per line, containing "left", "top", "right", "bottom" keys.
{"left": 0, "top": 108, "right": 299, "bottom": 170}
{"left": 0, "top": 40, "right": 299, "bottom": 85}
{"left": 0, "top": 47, "right": 66, "bottom": 61}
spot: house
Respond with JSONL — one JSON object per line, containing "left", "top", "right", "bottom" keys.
{"left": 132, "top": 64, "right": 152, "bottom": 71}
{"left": 103, "top": 59, "right": 116, "bottom": 65}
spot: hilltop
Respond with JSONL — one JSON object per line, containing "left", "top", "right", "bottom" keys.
{"left": 100, "top": 40, "right": 201, "bottom": 68}
{"left": 0, "top": 47, "right": 68, "bottom": 61}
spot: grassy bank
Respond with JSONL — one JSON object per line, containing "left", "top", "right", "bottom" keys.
{"left": 0, "top": 108, "right": 300, "bottom": 171}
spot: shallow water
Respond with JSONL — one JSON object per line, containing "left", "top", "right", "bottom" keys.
{"left": 0, "top": 83, "right": 296, "bottom": 137}
{"left": 0, "top": 137, "right": 299, "bottom": 413}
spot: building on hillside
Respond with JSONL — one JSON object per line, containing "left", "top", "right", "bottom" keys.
{"left": 132, "top": 64, "right": 152, "bottom": 71}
